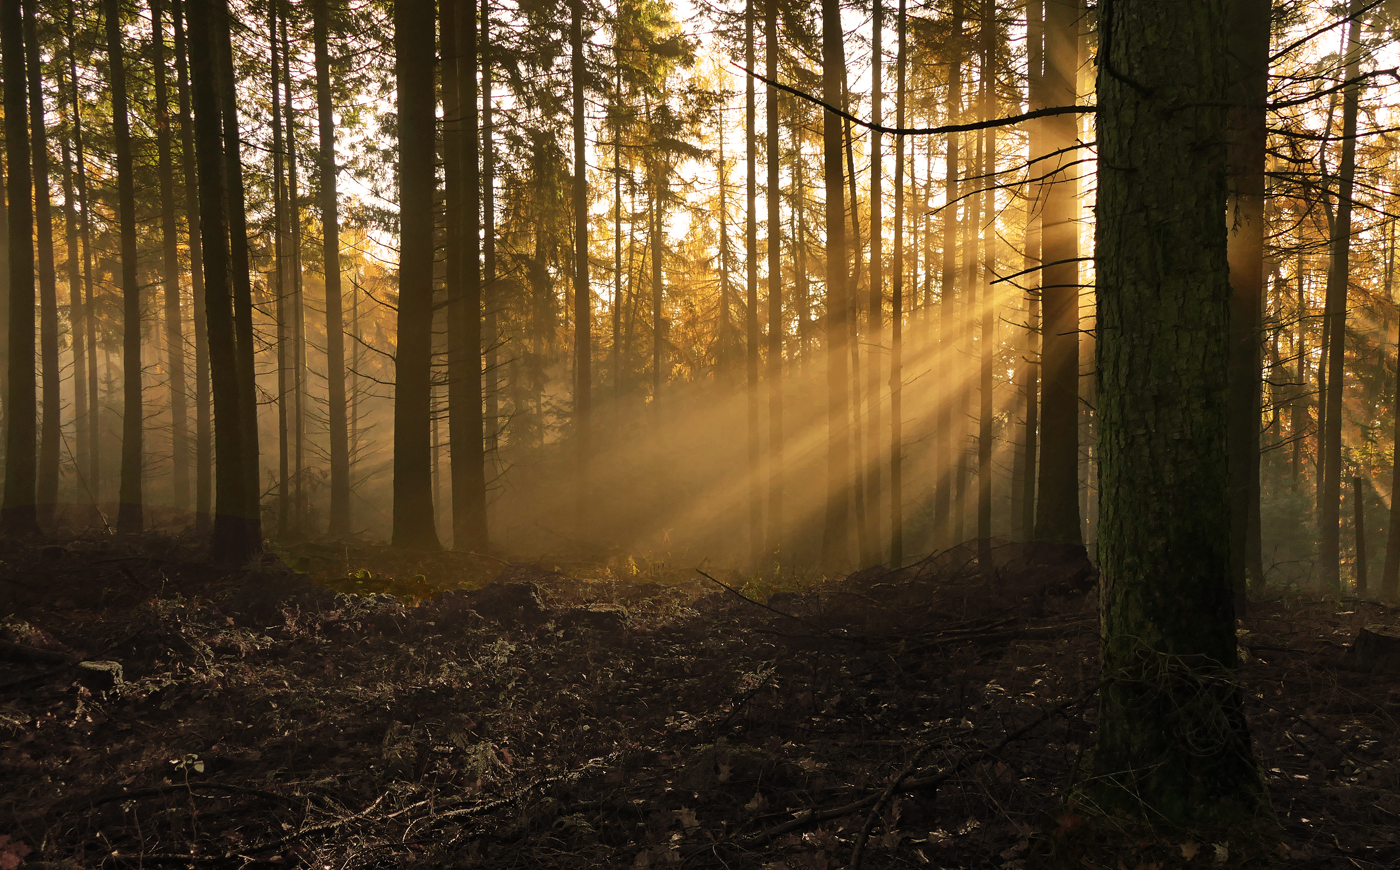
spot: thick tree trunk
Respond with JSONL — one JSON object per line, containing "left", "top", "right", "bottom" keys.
{"left": 25, "top": 1, "right": 58, "bottom": 527}
{"left": 1094, "top": 0, "right": 1271, "bottom": 825}
{"left": 1319, "top": 0, "right": 1365, "bottom": 593}
{"left": 214, "top": 0, "right": 262, "bottom": 542}
{"left": 0, "top": 0, "right": 38, "bottom": 538}
{"left": 1226, "top": 0, "right": 1271, "bottom": 612}
{"left": 188, "top": 0, "right": 259, "bottom": 562}
{"left": 152, "top": 0, "right": 190, "bottom": 515}
{"left": 820, "top": 0, "right": 850, "bottom": 567}
{"left": 392, "top": 0, "right": 441, "bottom": 550}
{"left": 172, "top": 0, "right": 210, "bottom": 532}
{"left": 1033, "top": 0, "right": 1082, "bottom": 544}
{"left": 108, "top": 0, "right": 144, "bottom": 535}
{"left": 314, "top": 0, "right": 352, "bottom": 537}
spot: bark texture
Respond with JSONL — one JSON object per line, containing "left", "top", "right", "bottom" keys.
{"left": 1093, "top": 0, "right": 1271, "bottom": 825}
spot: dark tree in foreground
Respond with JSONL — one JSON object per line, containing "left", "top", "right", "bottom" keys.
{"left": 391, "top": 0, "right": 441, "bottom": 550}
{"left": 188, "top": 0, "right": 261, "bottom": 562}
{"left": 1093, "top": 0, "right": 1272, "bottom": 826}
{"left": 0, "top": 0, "right": 38, "bottom": 538}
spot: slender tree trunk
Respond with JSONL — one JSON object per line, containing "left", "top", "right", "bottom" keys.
{"left": 864, "top": 0, "right": 882, "bottom": 557}
{"left": 745, "top": 0, "right": 762, "bottom": 563}
{"left": 1319, "top": 0, "right": 1365, "bottom": 593}
{"left": 844, "top": 113, "right": 873, "bottom": 566}
{"left": 820, "top": 0, "right": 850, "bottom": 567}
{"left": 280, "top": 8, "right": 305, "bottom": 533}
{"left": 152, "top": 0, "right": 190, "bottom": 516}
{"left": 571, "top": 0, "right": 591, "bottom": 535}
{"left": 1033, "top": 0, "right": 1082, "bottom": 544}
{"left": 392, "top": 0, "right": 441, "bottom": 550}
{"left": 889, "top": 0, "right": 907, "bottom": 564}
{"left": 24, "top": 0, "right": 58, "bottom": 527}
{"left": 765, "top": 0, "right": 783, "bottom": 558}
{"left": 1016, "top": 0, "right": 1044, "bottom": 541}
{"left": 1094, "top": 0, "right": 1270, "bottom": 825}
{"left": 313, "top": 0, "right": 352, "bottom": 536}
{"left": 270, "top": 0, "right": 290, "bottom": 537}
{"left": 188, "top": 0, "right": 259, "bottom": 561}
{"left": 108, "top": 0, "right": 144, "bottom": 535}
{"left": 1353, "top": 476, "right": 1367, "bottom": 596}
{"left": 59, "top": 97, "right": 87, "bottom": 514}
{"left": 0, "top": 0, "right": 38, "bottom": 538}
{"left": 173, "top": 0, "right": 210, "bottom": 532}
{"left": 717, "top": 117, "right": 730, "bottom": 379}
{"left": 652, "top": 177, "right": 664, "bottom": 404}
{"left": 68, "top": 4, "right": 101, "bottom": 510}
{"left": 452, "top": 0, "right": 488, "bottom": 551}
{"left": 934, "top": 0, "right": 964, "bottom": 549}
{"left": 481, "top": 0, "right": 498, "bottom": 468}
{"left": 977, "top": 6, "right": 996, "bottom": 575}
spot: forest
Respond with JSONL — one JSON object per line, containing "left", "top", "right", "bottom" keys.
{"left": 1, "top": 0, "right": 1400, "bottom": 866}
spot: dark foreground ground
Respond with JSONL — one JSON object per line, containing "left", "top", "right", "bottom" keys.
{"left": 0, "top": 534, "right": 1397, "bottom": 869}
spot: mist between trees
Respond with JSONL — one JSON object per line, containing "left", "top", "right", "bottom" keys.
{"left": 0, "top": 0, "right": 1395, "bottom": 590}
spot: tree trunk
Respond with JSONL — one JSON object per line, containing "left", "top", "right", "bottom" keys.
{"left": 934, "top": 0, "right": 963, "bottom": 549}
{"left": 1319, "top": 0, "right": 1365, "bottom": 593}
{"left": 1226, "top": 0, "right": 1271, "bottom": 612}
{"left": 270, "top": 0, "right": 290, "bottom": 537}
{"left": 215, "top": 0, "right": 262, "bottom": 544}
{"left": 188, "top": 0, "right": 260, "bottom": 562}
{"left": 280, "top": 8, "right": 305, "bottom": 534}
{"left": 392, "top": 0, "right": 441, "bottom": 550}
{"left": 766, "top": 0, "right": 783, "bottom": 559}
{"left": 0, "top": 0, "right": 38, "bottom": 538}
{"left": 571, "top": 0, "right": 591, "bottom": 535}
{"left": 889, "top": 0, "right": 907, "bottom": 565}
{"left": 1033, "top": 0, "right": 1082, "bottom": 545}
{"left": 976, "top": 5, "right": 996, "bottom": 576}
{"left": 313, "top": 0, "right": 352, "bottom": 537}
{"left": 452, "top": 0, "right": 488, "bottom": 551}
{"left": 58, "top": 93, "right": 87, "bottom": 517}
{"left": 652, "top": 176, "right": 664, "bottom": 404}
{"left": 1015, "top": 0, "right": 1044, "bottom": 542}
{"left": 1094, "top": 0, "right": 1271, "bottom": 825}
{"left": 108, "top": 0, "right": 144, "bottom": 535}
{"left": 152, "top": 0, "right": 190, "bottom": 516}
{"left": 481, "top": 0, "right": 498, "bottom": 470}
{"left": 172, "top": 0, "right": 210, "bottom": 532}
{"left": 1353, "top": 476, "right": 1367, "bottom": 596}
{"left": 863, "top": 0, "right": 881, "bottom": 559}
{"left": 820, "top": 0, "right": 850, "bottom": 568}
{"left": 745, "top": 0, "right": 762, "bottom": 564}
{"left": 25, "top": 0, "right": 58, "bottom": 527}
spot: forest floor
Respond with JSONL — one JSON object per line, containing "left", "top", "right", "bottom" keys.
{"left": 0, "top": 533, "right": 1398, "bottom": 870}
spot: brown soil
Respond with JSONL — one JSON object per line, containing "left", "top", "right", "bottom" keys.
{"left": 0, "top": 534, "right": 1396, "bottom": 868}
